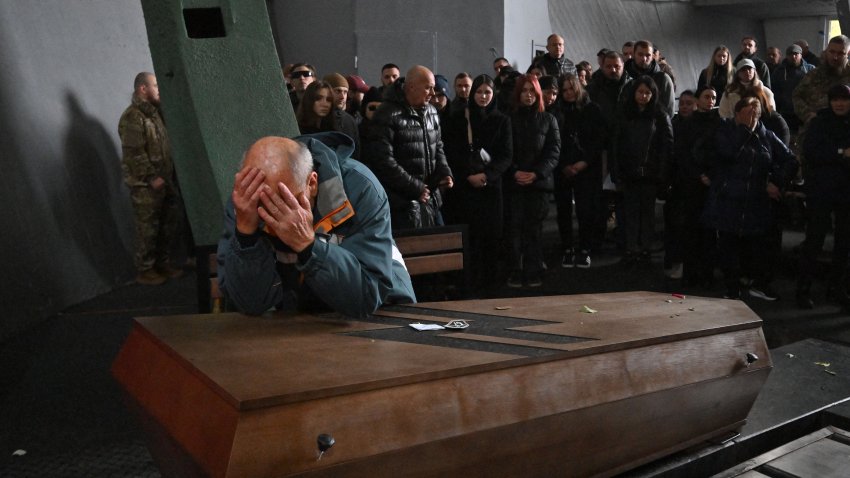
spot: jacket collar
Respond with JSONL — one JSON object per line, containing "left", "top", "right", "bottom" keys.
{"left": 132, "top": 96, "right": 159, "bottom": 118}
{"left": 294, "top": 132, "right": 356, "bottom": 234}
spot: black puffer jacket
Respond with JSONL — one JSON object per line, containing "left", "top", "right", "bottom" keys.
{"left": 533, "top": 53, "right": 577, "bottom": 78}
{"left": 551, "top": 100, "right": 605, "bottom": 177}
{"left": 508, "top": 106, "right": 561, "bottom": 191}
{"left": 612, "top": 108, "right": 673, "bottom": 184}
{"left": 365, "top": 78, "right": 452, "bottom": 210}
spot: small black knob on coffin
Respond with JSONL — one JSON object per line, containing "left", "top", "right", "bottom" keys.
{"left": 745, "top": 353, "right": 759, "bottom": 366}
{"left": 317, "top": 433, "right": 335, "bottom": 453}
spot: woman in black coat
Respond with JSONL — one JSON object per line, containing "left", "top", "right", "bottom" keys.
{"left": 505, "top": 74, "right": 561, "bottom": 288}
{"left": 551, "top": 74, "right": 605, "bottom": 268}
{"left": 443, "top": 74, "right": 513, "bottom": 289}
{"left": 796, "top": 84, "right": 850, "bottom": 309}
{"left": 612, "top": 75, "right": 673, "bottom": 266}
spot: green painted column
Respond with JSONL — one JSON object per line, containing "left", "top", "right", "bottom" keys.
{"left": 140, "top": 0, "right": 298, "bottom": 245}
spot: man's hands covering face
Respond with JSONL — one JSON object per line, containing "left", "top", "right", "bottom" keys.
{"left": 257, "top": 182, "right": 315, "bottom": 253}
{"left": 232, "top": 166, "right": 315, "bottom": 253}
{"left": 232, "top": 167, "right": 268, "bottom": 235}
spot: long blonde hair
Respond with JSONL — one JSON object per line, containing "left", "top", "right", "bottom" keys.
{"left": 705, "top": 46, "right": 733, "bottom": 86}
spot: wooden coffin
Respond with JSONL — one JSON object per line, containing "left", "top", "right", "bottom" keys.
{"left": 112, "top": 291, "right": 772, "bottom": 477}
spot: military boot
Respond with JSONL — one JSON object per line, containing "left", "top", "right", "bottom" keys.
{"left": 136, "top": 269, "right": 167, "bottom": 286}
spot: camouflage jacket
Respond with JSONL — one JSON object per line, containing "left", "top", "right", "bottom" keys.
{"left": 793, "top": 63, "right": 850, "bottom": 123}
{"left": 118, "top": 96, "right": 173, "bottom": 188}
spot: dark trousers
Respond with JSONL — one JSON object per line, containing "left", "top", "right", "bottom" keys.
{"left": 459, "top": 185, "right": 504, "bottom": 287}
{"left": 799, "top": 202, "right": 850, "bottom": 287}
{"left": 667, "top": 180, "right": 714, "bottom": 281}
{"left": 717, "top": 231, "right": 768, "bottom": 291}
{"left": 508, "top": 188, "right": 549, "bottom": 274}
{"left": 622, "top": 179, "right": 657, "bottom": 253}
{"left": 554, "top": 173, "right": 602, "bottom": 252}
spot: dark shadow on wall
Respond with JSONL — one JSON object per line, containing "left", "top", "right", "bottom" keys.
{"left": 0, "top": 66, "right": 64, "bottom": 343}
{"left": 50, "top": 91, "right": 135, "bottom": 287}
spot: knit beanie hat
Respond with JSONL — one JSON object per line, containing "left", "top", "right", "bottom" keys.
{"left": 323, "top": 73, "right": 348, "bottom": 90}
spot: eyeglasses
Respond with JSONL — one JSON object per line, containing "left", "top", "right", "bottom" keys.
{"left": 291, "top": 70, "right": 314, "bottom": 79}
{"left": 367, "top": 104, "right": 379, "bottom": 111}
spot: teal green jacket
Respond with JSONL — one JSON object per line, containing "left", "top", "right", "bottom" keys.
{"left": 218, "top": 132, "right": 416, "bottom": 318}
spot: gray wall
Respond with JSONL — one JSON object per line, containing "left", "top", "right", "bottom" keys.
{"left": 271, "top": 0, "right": 504, "bottom": 96}
{"left": 0, "top": 0, "right": 149, "bottom": 341}
{"left": 765, "top": 17, "right": 830, "bottom": 56}
{"left": 269, "top": 0, "right": 357, "bottom": 77}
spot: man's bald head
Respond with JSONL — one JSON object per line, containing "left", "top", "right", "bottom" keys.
{"left": 244, "top": 137, "right": 315, "bottom": 198}
{"left": 404, "top": 65, "right": 435, "bottom": 107}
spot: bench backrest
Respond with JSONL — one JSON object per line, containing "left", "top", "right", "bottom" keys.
{"left": 197, "top": 225, "right": 469, "bottom": 313}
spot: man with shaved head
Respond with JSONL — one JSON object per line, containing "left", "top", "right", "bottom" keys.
{"left": 217, "top": 132, "right": 416, "bottom": 318}
{"left": 366, "top": 65, "right": 453, "bottom": 229}
{"left": 532, "top": 33, "right": 576, "bottom": 78}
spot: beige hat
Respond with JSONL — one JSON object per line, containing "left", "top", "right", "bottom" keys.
{"left": 323, "top": 73, "right": 348, "bottom": 90}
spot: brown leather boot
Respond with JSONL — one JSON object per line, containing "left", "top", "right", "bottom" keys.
{"left": 136, "top": 269, "right": 167, "bottom": 286}
{"left": 156, "top": 263, "right": 185, "bottom": 279}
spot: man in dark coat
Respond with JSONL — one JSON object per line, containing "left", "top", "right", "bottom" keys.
{"left": 533, "top": 33, "right": 577, "bottom": 78}
{"left": 366, "top": 65, "right": 454, "bottom": 230}
{"left": 772, "top": 44, "right": 815, "bottom": 133}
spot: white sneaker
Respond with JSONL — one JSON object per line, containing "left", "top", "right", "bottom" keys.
{"left": 575, "top": 250, "right": 591, "bottom": 269}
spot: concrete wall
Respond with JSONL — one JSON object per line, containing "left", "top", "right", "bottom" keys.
{"left": 765, "top": 17, "right": 830, "bottom": 56}
{"left": 271, "top": 0, "right": 503, "bottom": 97}
{"left": 504, "top": 0, "right": 551, "bottom": 73}
{"left": 0, "top": 0, "right": 151, "bottom": 341}
{"left": 269, "top": 0, "right": 356, "bottom": 77}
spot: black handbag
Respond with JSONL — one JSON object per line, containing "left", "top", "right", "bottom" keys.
{"left": 406, "top": 197, "right": 439, "bottom": 229}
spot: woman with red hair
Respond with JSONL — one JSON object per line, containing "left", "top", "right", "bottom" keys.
{"left": 505, "top": 74, "right": 561, "bottom": 288}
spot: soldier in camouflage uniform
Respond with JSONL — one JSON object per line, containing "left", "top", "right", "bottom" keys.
{"left": 118, "top": 72, "right": 182, "bottom": 285}
{"left": 792, "top": 35, "right": 850, "bottom": 174}
{"left": 793, "top": 35, "right": 850, "bottom": 123}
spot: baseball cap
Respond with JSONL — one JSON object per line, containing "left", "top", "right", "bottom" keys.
{"left": 346, "top": 75, "right": 369, "bottom": 94}
{"left": 736, "top": 58, "right": 756, "bottom": 71}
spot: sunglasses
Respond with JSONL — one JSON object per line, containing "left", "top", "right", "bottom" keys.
{"left": 291, "top": 70, "right": 314, "bottom": 79}
{"left": 368, "top": 104, "right": 379, "bottom": 111}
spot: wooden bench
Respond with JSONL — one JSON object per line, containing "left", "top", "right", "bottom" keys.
{"left": 195, "top": 244, "right": 223, "bottom": 314}
{"left": 196, "top": 225, "right": 469, "bottom": 313}
{"left": 393, "top": 225, "right": 469, "bottom": 299}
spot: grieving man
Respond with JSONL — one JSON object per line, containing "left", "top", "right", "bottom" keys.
{"left": 217, "top": 133, "right": 416, "bottom": 318}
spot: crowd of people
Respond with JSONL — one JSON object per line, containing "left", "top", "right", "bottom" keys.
{"left": 121, "top": 31, "right": 850, "bottom": 316}
{"left": 276, "top": 33, "right": 850, "bottom": 309}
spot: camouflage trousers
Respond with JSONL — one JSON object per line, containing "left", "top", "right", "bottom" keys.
{"left": 130, "top": 184, "right": 181, "bottom": 272}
